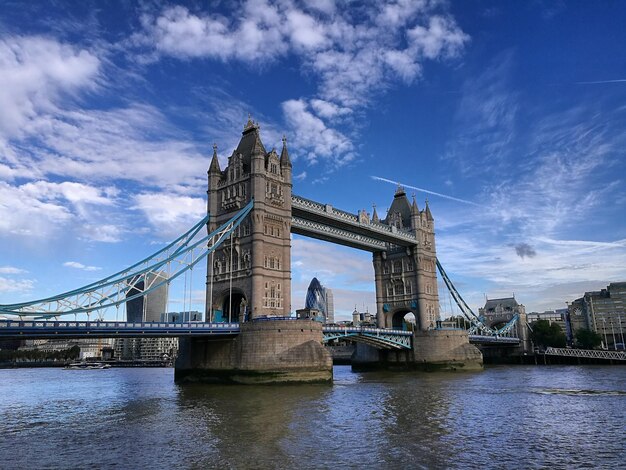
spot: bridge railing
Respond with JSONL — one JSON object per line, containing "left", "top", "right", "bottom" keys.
{"left": 544, "top": 347, "right": 626, "bottom": 361}
{"left": 322, "top": 325, "right": 412, "bottom": 336}
{"left": 0, "top": 320, "right": 240, "bottom": 330}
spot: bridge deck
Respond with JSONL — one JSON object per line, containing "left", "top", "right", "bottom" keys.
{"left": 1, "top": 320, "right": 521, "bottom": 348}
{"left": 0, "top": 320, "right": 240, "bottom": 339}
{"left": 469, "top": 335, "right": 520, "bottom": 345}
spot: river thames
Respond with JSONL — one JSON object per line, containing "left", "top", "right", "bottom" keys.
{"left": 1, "top": 365, "right": 624, "bottom": 469}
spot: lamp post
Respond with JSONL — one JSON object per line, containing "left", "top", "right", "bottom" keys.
{"left": 610, "top": 320, "right": 616, "bottom": 350}
{"left": 601, "top": 318, "right": 608, "bottom": 350}
{"left": 619, "top": 313, "right": 625, "bottom": 348}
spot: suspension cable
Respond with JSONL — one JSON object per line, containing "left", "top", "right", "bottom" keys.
{"left": 229, "top": 230, "right": 233, "bottom": 323}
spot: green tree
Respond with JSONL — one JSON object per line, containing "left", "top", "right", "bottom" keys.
{"left": 530, "top": 320, "right": 566, "bottom": 348}
{"left": 574, "top": 328, "right": 602, "bottom": 349}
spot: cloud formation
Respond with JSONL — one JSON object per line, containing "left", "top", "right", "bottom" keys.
{"left": 0, "top": 35, "right": 100, "bottom": 140}
{"left": 136, "top": 1, "right": 468, "bottom": 166}
{"left": 63, "top": 261, "right": 101, "bottom": 271}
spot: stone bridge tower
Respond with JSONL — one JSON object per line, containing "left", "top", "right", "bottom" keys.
{"left": 206, "top": 118, "right": 292, "bottom": 321}
{"left": 373, "top": 186, "right": 440, "bottom": 331}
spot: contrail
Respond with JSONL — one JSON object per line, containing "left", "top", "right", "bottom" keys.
{"left": 575, "top": 79, "right": 626, "bottom": 85}
{"left": 371, "top": 176, "right": 480, "bottom": 206}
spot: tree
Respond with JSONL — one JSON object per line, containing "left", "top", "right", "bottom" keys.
{"left": 574, "top": 328, "right": 602, "bottom": 350}
{"left": 530, "top": 320, "right": 566, "bottom": 349}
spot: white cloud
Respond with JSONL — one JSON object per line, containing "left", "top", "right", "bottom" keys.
{"left": 0, "top": 181, "right": 73, "bottom": 237}
{"left": 285, "top": 10, "right": 329, "bottom": 51}
{"left": 0, "top": 276, "right": 34, "bottom": 294}
{"left": 282, "top": 99, "right": 354, "bottom": 165}
{"left": 138, "top": 4, "right": 286, "bottom": 63}
{"left": 12, "top": 104, "right": 208, "bottom": 189}
{"left": 309, "top": 99, "right": 351, "bottom": 120}
{"left": 0, "top": 266, "right": 27, "bottom": 274}
{"left": 80, "top": 224, "right": 124, "bottom": 243}
{"left": 0, "top": 180, "right": 124, "bottom": 242}
{"left": 408, "top": 16, "right": 470, "bottom": 60}
{"left": 63, "top": 261, "right": 101, "bottom": 271}
{"left": 136, "top": 1, "right": 469, "bottom": 169}
{"left": 0, "top": 35, "right": 100, "bottom": 139}
{"left": 294, "top": 171, "right": 307, "bottom": 181}
{"left": 133, "top": 193, "right": 206, "bottom": 238}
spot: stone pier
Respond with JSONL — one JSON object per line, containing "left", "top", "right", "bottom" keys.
{"left": 175, "top": 319, "right": 333, "bottom": 384}
{"left": 353, "top": 329, "right": 483, "bottom": 371}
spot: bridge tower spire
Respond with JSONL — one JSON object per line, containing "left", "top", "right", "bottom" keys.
{"left": 205, "top": 118, "right": 292, "bottom": 321}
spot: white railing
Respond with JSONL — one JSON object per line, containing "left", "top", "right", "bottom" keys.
{"left": 545, "top": 347, "right": 626, "bottom": 361}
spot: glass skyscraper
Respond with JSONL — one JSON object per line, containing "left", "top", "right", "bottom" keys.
{"left": 305, "top": 277, "right": 334, "bottom": 323}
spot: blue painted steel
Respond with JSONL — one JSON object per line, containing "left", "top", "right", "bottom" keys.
{"left": 0, "top": 320, "right": 240, "bottom": 339}
{"left": 0, "top": 200, "right": 254, "bottom": 317}
{"left": 322, "top": 326, "right": 412, "bottom": 349}
{"left": 469, "top": 335, "right": 520, "bottom": 345}
{"left": 436, "top": 258, "right": 521, "bottom": 338}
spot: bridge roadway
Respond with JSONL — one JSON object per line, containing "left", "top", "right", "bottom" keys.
{"left": 0, "top": 320, "right": 520, "bottom": 348}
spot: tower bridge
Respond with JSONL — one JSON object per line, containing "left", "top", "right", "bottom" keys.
{"left": 0, "top": 118, "right": 520, "bottom": 383}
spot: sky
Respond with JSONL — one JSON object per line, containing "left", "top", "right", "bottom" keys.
{"left": 1, "top": 0, "right": 625, "bottom": 320}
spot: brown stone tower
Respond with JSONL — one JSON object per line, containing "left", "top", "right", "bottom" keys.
{"left": 373, "top": 186, "right": 440, "bottom": 331}
{"left": 206, "top": 118, "right": 292, "bottom": 321}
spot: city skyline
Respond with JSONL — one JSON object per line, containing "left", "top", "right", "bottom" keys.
{"left": 1, "top": 1, "right": 625, "bottom": 320}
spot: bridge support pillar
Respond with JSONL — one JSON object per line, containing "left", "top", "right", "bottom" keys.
{"left": 411, "top": 330, "right": 482, "bottom": 370}
{"left": 175, "top": 319, "right": 332, "bottom": 384}
{"left": 352, "top": 330, "right": 482, "bottom": 371}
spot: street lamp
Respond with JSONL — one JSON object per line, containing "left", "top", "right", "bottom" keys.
{"left": 610, "top": 320, "right": 616, "bottom": 350}
{"left": 619, "top": 312, "right": 625, "bottom": 348}
{"left": 601, "top": 318, "right": 608, "bottom": 350}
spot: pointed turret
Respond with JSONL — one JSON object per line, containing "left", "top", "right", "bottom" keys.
{"left": 410, "top": 194, "right": 420, "bottom": 230}
{"left": 372, "top": 204, "right": 379, "bottom": 223}
{"left": 411, "top": 194, "right": 419, "bottom": 214}
{"left": 235, "top": 115, "right": 266, "bottom": 169}
{"left": 424, "top": 198, "right": 434, "bottom": 221}
{"left": 280, "top": 135, "right": 292, "bottom": 168}
{"left": 209, "top": 143, "right": 221, "bottom": 175}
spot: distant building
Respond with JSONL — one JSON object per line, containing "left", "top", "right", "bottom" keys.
{"left": 114, "top": 337, "right": 178, "bottom": 361}
{"left": 126, "top": 271, "right": 169, "bottom": 322}
{"left": 352, "top": 308, "right": 377, "bottom": 326}
{"left": 304, "top": 277, "right": 334, "bottom": 323}
{"left": 569, "top": 282, "right": 626, "bottom": 349}
{"left": 527, "top": 309, "right": 569, "bottom": 337}
{"left": 20, "top": 338, "right": 114, "bottom": 360}
{"left": 160, "top": 311, "right": 202, "bottom": 322}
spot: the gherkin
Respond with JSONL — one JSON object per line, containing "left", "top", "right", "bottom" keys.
{"left": 305, "top": 277, "right": 334, "bottom": 323}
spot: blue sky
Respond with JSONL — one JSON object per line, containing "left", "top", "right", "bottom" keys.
{"left": 1, "top": 0, "right": 625, "bottom": 320}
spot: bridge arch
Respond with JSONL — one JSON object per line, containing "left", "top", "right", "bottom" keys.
{"left": 390, "top": 308, "right": 418, "bottom": 331}
{"left": 212, "top": 288, "right": 247, "bottom": 323}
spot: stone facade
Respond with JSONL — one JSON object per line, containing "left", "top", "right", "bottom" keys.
{"left": 373, "top": 187, "right": 439, "bottom": 331}
{"left": 206, "top": 118, "right": 292, "bottom": 321}
{"left": 480, "top": 297, "right": 531, "bottom": 352}
{"left": 175, "top": 319, "right": 332, "bottom": 384}
{"left": 352, "top": 330, "right": 483, "bottom": 371}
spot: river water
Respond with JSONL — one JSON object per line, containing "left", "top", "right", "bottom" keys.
{"left": 0, "top": 365, "right": 624, "bottom": 469}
